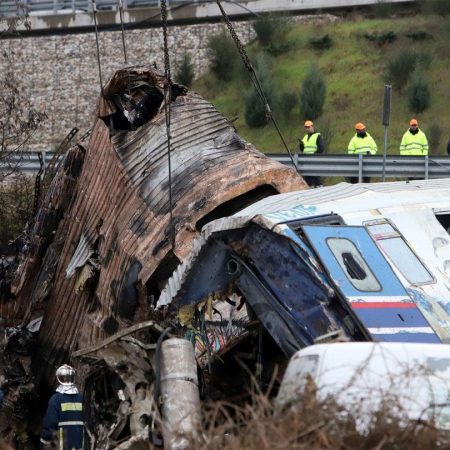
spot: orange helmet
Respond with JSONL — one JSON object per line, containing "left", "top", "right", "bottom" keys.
{"left": 355, "top": 122, "right": 366, "bottom": 131}
{"left": 304, "top": 120, "right": 314, "bottom": 127}
{"left": 410, "top": 118, "right": 418, "bottom": 126}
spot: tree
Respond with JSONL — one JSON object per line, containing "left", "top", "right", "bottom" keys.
{"left": 175, "top": 52, "right": 195, "bottom": 87}
{"left": 252, "top": 13, "right": 292, "bottom": 48}
{"left": 300, "top": 65, "right": 326, "bottom": 121}
{"left": 1, "top": 8, "right": 46, "bottom": 182}
{"left": 244, "top": 55, "right": 278, "bottom": 128}
{"left": 206, "top": 31, "right": 240, "bottom": 81}
{"left": 406, "top": 70, "right": 431, "bottom": 114}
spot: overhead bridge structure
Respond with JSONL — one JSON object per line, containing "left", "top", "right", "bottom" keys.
{"left": 1, "top": 0, "right": 413, "bottom": 35}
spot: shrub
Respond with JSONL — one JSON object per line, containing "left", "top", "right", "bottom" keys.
{"left": 252, "top": 15, "right": 277, "bottom": 46}
{"left": 265, "top": 40, "right": 295, "bottom": 56}
{"left": 404, "top": 31, "right": 433, "bottom": 41}
{"left": 0, "top": 174, "right": 34, "bottom": 252}
{"left": 427, "top": 124, "right": 442, "bottom": 154}
{"left": 244, "top": 55, "right": 278, "bottom": 128}
{"left": 422, "top": 0, "right": 450, "bottom": 15}
{"left": 252, "top": 14, "right": 292, "bottom": 47}
{"left": 416, "top": 51, "right": 433, "bottom": 71}
{"left": 406, "top": 70, "right": 431, "bottom": 114}
{"left": 363, "top": 31, "right": 397, "bottom": 47}
{"left": 319, "top": 119, "right": 334, "bottom": 151}
{"left": 308, "top": 34, "right": 333, "bottom": 51}
{"left": 300, "top": 65, "right": 326, "bottom": 121}
{"left": 279, "top": 91, "right": 297, "bottom": 119}
{"left": 175, "top": 53, "right": 195, "bottom": 87}
{"left": 385, "top": 47, "right": 419, "bottom": 91}
{"left": 206, "top": 32, "right": 240, "bottom": 81}
{"left": 372, "top": 0, "right": 395, "bottom": 18}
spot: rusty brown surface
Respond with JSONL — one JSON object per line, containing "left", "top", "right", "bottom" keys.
{"left": 7, "top": 66, "right": 306, "bottom": 384}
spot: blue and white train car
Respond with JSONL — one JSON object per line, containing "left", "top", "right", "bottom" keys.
{"left": 159, "top": 179, "right": 450, "bottom": 357}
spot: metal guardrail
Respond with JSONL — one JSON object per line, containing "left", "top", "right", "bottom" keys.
{"left": 0, "top": 0, "right": 202, "bottom": 17}
{"left": 3, "top": 152, "right": 450, "bottom": 181}
{"left": 268, "top": 153, "right": 450, "bottom": 181}
{"left": 0, "top": 152, "right": 56, "bottom": 174}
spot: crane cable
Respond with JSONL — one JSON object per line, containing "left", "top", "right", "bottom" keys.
{"left": 160, "top": 0, "right": 176, "bottom": 250}
{"left": 117, "top": 0, "right": 128, "bottom": 64}
{"left": 215, "top": 1, "right": 299, "bottom": 173}
{"left": 92, "top": 0, "right": 104, "bottom": 94}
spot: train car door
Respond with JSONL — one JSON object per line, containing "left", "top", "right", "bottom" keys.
{"left": 302, "top": 225, "right": 440, "bottom": 343}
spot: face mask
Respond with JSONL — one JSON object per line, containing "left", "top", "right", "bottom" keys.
{"left": 357, "top": 131, "right": 367, "bottom": 138}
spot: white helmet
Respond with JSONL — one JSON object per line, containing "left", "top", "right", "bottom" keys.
{"left": 56, "top": 364, "right": 75, "bottom": 386}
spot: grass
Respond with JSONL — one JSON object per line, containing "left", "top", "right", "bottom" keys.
{"left": 191, "top": 12, "right": 450, "bottom": 161}
{"left": 193, "top": 390, "right": 449, "bottom": 450}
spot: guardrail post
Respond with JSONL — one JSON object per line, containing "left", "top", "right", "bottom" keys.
{"left": 382, "top": 84, "right": 392, "bottom": 182}
{"left": 294, "top": 152, "right": 299, "bottom": 171}
{"left": 425, "top": 155, "right": 429, "bottom": 180}
{"left": 42, "top": 151, "right": 47, "bottom": 178}
{"left": 358, "top": 154, "right": 363, "bottom": 183}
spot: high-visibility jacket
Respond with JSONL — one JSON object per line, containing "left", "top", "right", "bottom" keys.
{"left": 348, "top": 133, "right": 377, "bottom": 155}
{"left": 301, "top": 132, "right": 322, "bottom": 154}
{"left": 400, "top": 129, "right": 428, "bottom": 155}
{"left": 41, "top": 392, "right": 84, "bottom": 450}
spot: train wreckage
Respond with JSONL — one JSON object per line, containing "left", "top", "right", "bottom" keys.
{"left": 2, "top": 65, "right": 450, "bottom": 448}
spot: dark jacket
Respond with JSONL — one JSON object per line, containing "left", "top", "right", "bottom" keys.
{"left": 40, "top": 392, "right": 84, "bottom": 450}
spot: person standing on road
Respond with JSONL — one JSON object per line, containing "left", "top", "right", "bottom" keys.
{"left": 400, "top": 118, "right": 428, "bottom": 156}
{"left": 347, "top": 122, "right": 377, "bottom": 183}
{"left": 40, "top": 365, "right": 84, "bottom": 450}
{"left": 298, "top": 120, "right": 325, "bottom": 187}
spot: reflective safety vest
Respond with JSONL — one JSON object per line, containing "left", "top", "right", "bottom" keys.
{"left": 400, "top": 129, "right": 428, "bottom": 155}
{"left": 41, "top": 392, "right": 84, "bottom": 450}
{"left": 302, "top": 132, "right": 321, "bottom": 154}
{"left": 348, "top": 133, "right": 377, "bottom": 155}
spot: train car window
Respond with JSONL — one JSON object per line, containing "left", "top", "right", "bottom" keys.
{"left": 434, "top": 212, "right": 450, "bottom": 236}
{"left": 365, "top": 220, "right": 434, "bottom": 286}
{"left": 327, "top": 237, "right": 381, "bottom": 292}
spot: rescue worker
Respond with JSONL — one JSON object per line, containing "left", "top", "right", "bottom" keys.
{"left": 400, "top": 118, "right": 428, "bottom": 156}
{"left": 40, "top": 365, "right": 84, "bottom": 450}
{"left": 298, "top": 120, "right": 325, "bottom": 187}
{"left": 347, "top": 122, "right": 377, "bottom": 183}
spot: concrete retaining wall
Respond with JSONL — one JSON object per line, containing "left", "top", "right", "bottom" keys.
{"left": 3, "top": 14, "right": 339, "bottom": 151}
{"left": 3, "top": 21, "right": 257, "bottom": 150}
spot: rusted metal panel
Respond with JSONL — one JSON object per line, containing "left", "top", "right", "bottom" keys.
{"left": 6, "top": 66, "right": 305, "bottom": 385}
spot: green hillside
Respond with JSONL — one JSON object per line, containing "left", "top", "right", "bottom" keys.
{"left": 192, "top": 11, "right": 450, "bottom": 159}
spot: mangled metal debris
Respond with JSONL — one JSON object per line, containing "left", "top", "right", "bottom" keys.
{"left": 0, "top": 65, "right": 306, "bottom": 447}
{"left": 3, "top": 61, "right": 450, "bottom": 449}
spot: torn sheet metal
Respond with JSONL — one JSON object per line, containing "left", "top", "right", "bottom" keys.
{"left": 73, "top": 321, "right": 165, "bottom": 446}
{"left": 165, "top": 223, "right": 355, "bottom": 357}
